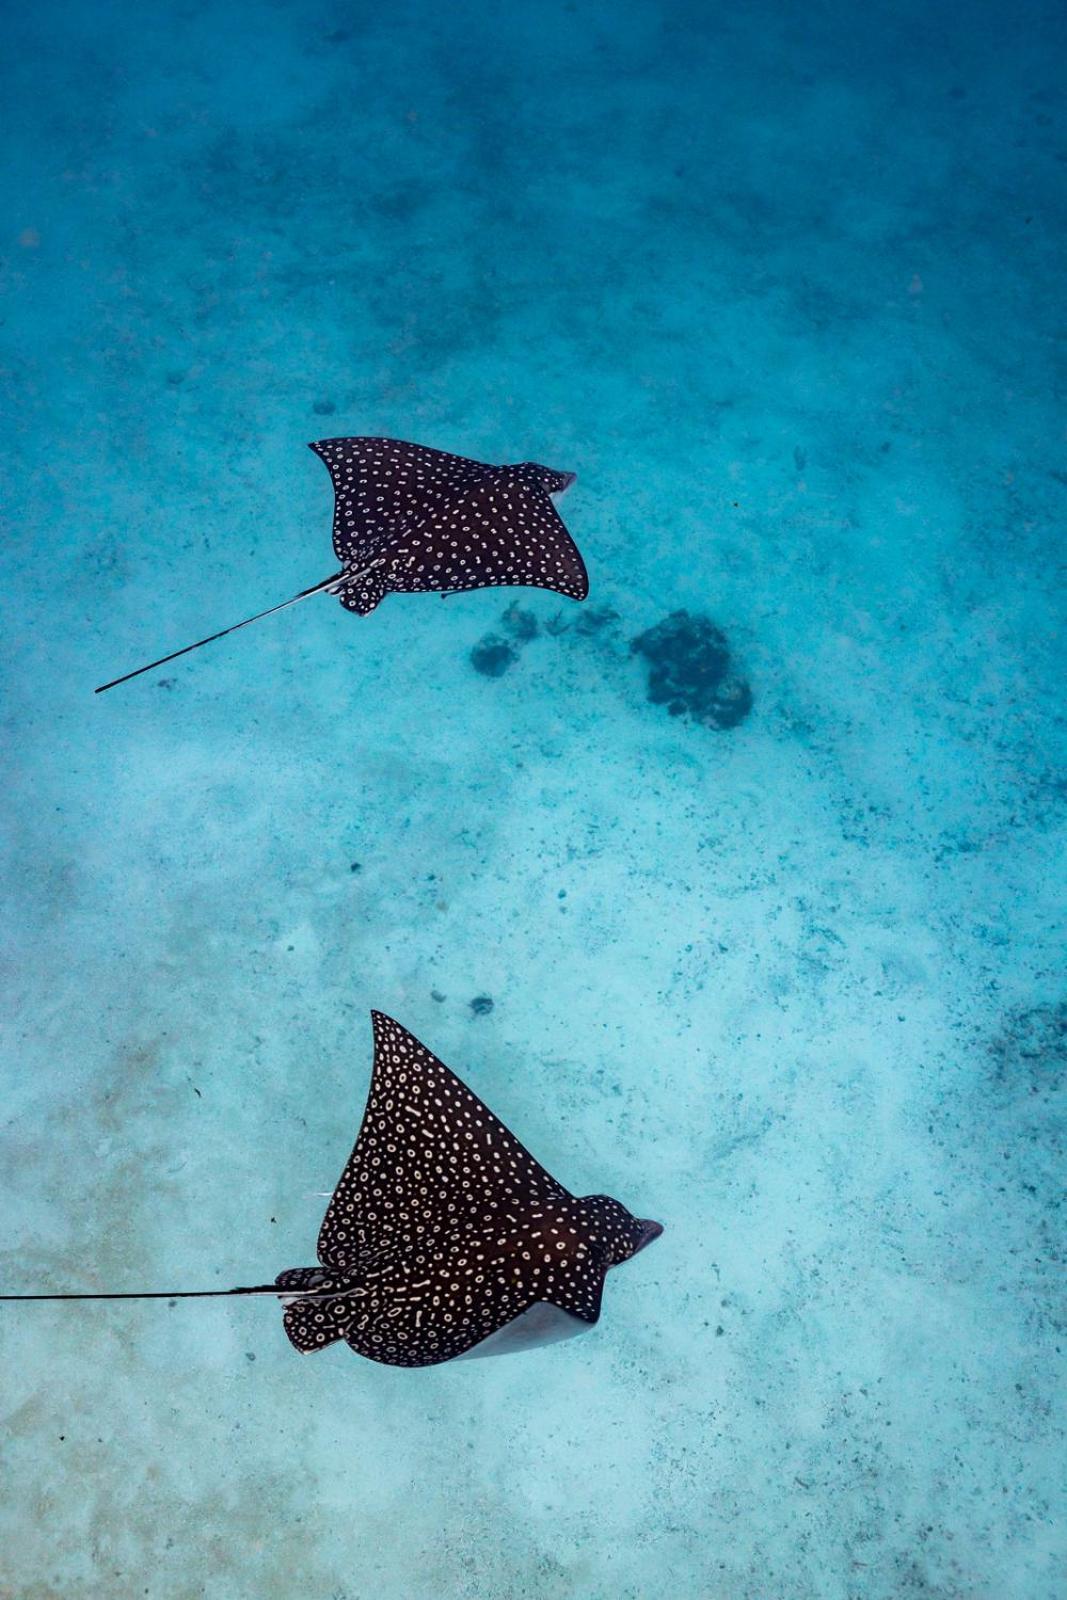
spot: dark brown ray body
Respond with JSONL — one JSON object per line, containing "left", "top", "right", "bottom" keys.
{"left": 310, "top": 437, "right": 586, "bottom": 615}
{"left": 279, "top": 1013, "right": 661, "bottom": 1367}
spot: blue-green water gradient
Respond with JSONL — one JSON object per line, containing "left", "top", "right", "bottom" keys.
{"left": 1, "top": 2, "right": 1064, "bottom": 1595}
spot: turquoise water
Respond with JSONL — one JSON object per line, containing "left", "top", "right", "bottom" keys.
{"left": 2, "top": 1, "right": 1065, "bottom": 1594}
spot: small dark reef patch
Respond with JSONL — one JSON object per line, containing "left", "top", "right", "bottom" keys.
{"left": 630, "top": 611, "right": 752, "bottom": 730}
{"left": 990, "top": 1001, "right": 1066, "bottom": 1100}
{"left": 470, "top": 602, "right": 541, "bottom": 677}
{"left": 470, "top": 636, "right": 518, "bottom": 678}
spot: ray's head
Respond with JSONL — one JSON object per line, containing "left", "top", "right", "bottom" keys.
{"left": 512, "top": 462, "right": 578, "bottom": 497}
{"left": 581, "top": 1194, "right": 664, "bottom": 1265}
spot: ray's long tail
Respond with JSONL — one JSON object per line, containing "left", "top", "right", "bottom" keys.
{"left": 94, "top": 559, "right": 383, "bottom": 694}
{"left": 0, "top": 1284, "right": 343, "bottom": 1303}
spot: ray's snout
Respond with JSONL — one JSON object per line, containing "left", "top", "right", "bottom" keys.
{"left": 633, "top": 1219, "right": 664, "bottom": 1255}
{"left": 557, "top": 470, "right": 577, "bottom": 492}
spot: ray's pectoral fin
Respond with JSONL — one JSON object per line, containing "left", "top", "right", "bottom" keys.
{"left": 315, "top": 1011, "right": 571, "bottom": 1270}
{"left": 457, "top": 1300, "right": 590, "bottom": 1361}
{"left": 544, "top": 1247, "right": 608, "bottom": 1326}
{"left": 459, "top": 1235, "right": 608, "bottom": 1360}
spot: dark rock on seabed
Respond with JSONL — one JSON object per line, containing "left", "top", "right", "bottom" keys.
{"left": 470, "top": 636, "right": 519, "bottom": 677}
{"left": 631, "top": 610, "right": 753, "bottom": 730}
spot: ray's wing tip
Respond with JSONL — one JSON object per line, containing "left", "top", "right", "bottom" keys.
{"left": 370, "top": 1008, "right": 413, "bottom": 1058}
{"left": 557, "top": 563, "right": 589, "bottom": 602}
{"left": 308, "top": 435, "right": 379, "bottom": 460}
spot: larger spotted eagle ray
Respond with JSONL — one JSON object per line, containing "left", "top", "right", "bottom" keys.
{"left": 95, "top": 438, "right": 587, "bottom": 692}
{"left": 0, "top": 1013, "right": 662, "bottom": 1367}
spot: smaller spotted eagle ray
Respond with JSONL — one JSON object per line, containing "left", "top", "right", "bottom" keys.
{"left": 0, "top": 1013, "right": 662, "bottom": 1367}
{"left": 95, "top": 438, "right": 587, "bottom": 692}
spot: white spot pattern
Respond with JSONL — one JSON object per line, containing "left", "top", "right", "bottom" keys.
{"left": 278, "top": 1012, "right": 660, "bottom": 1367}
{"left": 309, "top": 437, "right": 588, "bottom": 615}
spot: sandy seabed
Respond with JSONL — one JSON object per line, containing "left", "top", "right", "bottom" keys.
{"left": 1, "top": 2, "right": 1064, "bottom": 1596}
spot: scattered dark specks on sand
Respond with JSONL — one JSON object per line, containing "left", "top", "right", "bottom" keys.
{"left": 469, "top": 995, "right": 494, "bottom": 1016}
{"left": 631, "top": 611, "right": 753, "bottom": 730}
{"left": 431, "top": 990, "right": 446, "bottom": 1003}
{"left": 470, "top": 636, "right": 518, "bottom": 677}
{"left": 349, "top": 861, "right": 362, "bottom": 873}
{"left": 157, "top": 677, "right": 176, "bottom": 690}
{"left": 313, "top": 398, "right": 336, "bottom": 416}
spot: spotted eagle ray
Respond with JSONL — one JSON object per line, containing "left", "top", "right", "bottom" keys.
{"left": 0, "top": 1013, "right": 661, "bottom": 1367}
{"left": 95, "top": 438, "right": 587, "bottom": 692}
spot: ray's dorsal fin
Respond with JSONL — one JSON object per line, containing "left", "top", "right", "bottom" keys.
{"left": 316, "top": 1011, "right": 571, "bottom": 1270}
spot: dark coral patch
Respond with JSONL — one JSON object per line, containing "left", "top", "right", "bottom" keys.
{"left": 470, "top": 636, "right": 519, "bottom": 677}
{"left": 990, "top": 1002, "right": 1066, "bottom": 1100}
{"left": 630, "top": 611, "right": 752, "bottom": 730}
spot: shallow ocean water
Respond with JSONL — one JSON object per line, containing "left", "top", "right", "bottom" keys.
{"left": 1, "top": 1, "right": 1065, "bottom": 1595}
